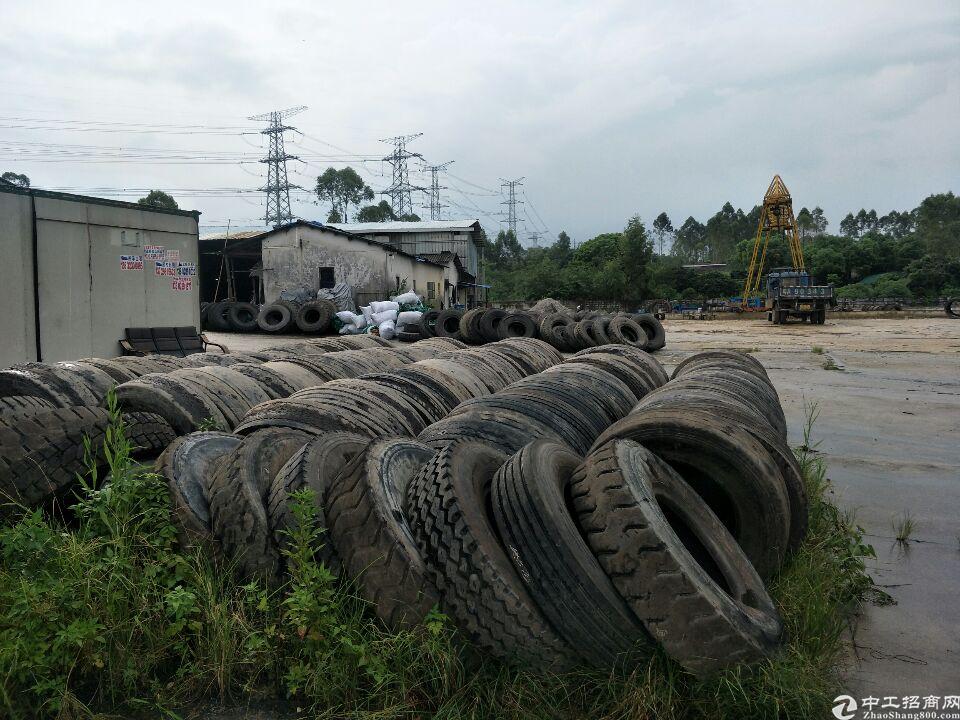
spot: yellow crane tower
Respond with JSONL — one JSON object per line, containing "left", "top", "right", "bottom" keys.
{"left": 741, "top": 174, "right": 805, "bottom": 307}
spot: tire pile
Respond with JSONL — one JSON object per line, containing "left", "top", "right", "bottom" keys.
{"left": 0, "top": 336, "right": 415, "bottom": 514}
{"left": 202, "top": 299, "right": 339, "bottom": 335}
{"left": 161, "top": 341, "right": 800, "bottom": 675}
{"left": 401, "top": 298, "right": 667, "bottom": 353}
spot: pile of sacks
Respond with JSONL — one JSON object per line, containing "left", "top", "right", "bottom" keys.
{"left": 335, "top": 292, "right": 426, "bottom": 341}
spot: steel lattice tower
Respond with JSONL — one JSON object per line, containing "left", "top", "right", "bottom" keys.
{"left": 249, "top": 106, "right": 306, "bottom": 227}
{"left": 380, "top": 133, "right": 424, "bottom": 218}
{"left": 500, "top": 177, "right": 524, "bottom": 238}
{"left": 424, "top": 160, "right": 454, "bottom": 220}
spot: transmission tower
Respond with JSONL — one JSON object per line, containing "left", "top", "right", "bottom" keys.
{"left": 423, "top": 160, "right": 454, "bottom": 220}
{"left": 248, "top": 106, "right": 306, "bottom": 227}
{"left": 527, "top": 230, "right": 544, "bottom": 247}
{"left": 500, "top": 177, "right": 524, "bottom": 238}
{"left": 380, "top": 133, "right": 424, "bottom": 218}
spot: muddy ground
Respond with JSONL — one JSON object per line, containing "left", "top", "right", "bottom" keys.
{"left": 208, "top": 313, "right": 960, "bottom": 696}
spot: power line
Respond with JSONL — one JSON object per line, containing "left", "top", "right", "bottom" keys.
{"left": 249, "top": 106, "right": 306, "bottom": 228}
{"left": 380, "top": 133, "right": 425, "bottom": 218}
{"left": 500, "top": 177, "right": 524, "bottom": 238}
{"left": 523, "top": 191, "right": 549, "bottom": 233}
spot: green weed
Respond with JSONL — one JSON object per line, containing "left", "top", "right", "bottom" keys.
{"left": 893, "top": 511, "right": 916, "bottom": 544}
{"left": 811, "top": 346, "right": 825, "bottom": 354}
{"left": 0, "top": 395, "right": 877, "bottom": 719}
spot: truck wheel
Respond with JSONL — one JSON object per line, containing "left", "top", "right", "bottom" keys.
{"left": 817, "top": 309, "right": 826, "bottom": 324}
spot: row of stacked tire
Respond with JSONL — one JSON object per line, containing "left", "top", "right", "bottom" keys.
{"left": 402, "top": 305, "right": 667, "bottom": 353}
{"left": 159, "top": 341, "right": 800, "bottom": 674}
{"left": 0, "top": 335, "right": 400, "bottom": 513}
{"left": 1, "top": 336, "right": 799, "bottom": 674}
{"left": 201, "top": 299, "right": 338, "bottom": 334}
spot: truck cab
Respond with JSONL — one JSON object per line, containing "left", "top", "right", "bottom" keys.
{"left": 765, "top": 268, "right": 834, "bottom": 324}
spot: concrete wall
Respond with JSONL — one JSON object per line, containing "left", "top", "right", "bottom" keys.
{"left": 0, "top": 191, "right": 37, "bottom": 367}
{"left": 261, "top": 224, "right": 445, "bottom": 306}
{"left": 0, "top": 188, "right": 200, "bottom": 367}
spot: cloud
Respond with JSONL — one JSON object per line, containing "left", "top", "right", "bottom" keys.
{"left": 0, "top": 0, "right": 957, "bottom": 238}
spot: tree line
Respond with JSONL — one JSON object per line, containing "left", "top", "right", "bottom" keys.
{"left": 484, "top": 192, "right": 960, "bottom": 303}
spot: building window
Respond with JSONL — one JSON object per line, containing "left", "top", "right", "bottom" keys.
{"left": 427, "top": 281, "right": 436, "bottom": 300}
{"left": 319, "top": 266, "right": 335, "bottom": 288}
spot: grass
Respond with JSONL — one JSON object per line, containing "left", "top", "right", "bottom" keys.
{"left": 893, "top": 511, "right": 916, "bottom": 545}
{"left": 811, "top": 346, "right": 825, "bottom": 355}
{"left": 822, "top": 357, "right": 844, "bottom": 371}
{"left": 0, "top": 398, "right": 878, "bottom": 719}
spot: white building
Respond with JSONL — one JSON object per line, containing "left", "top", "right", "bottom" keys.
{"left": 328, "top": 219, "right": 487, "bottom": 306}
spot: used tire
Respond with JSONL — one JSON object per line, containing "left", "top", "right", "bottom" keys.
{"left": 591, "top": 408, "right": 792, "bottom": 579}
{"left": 206, "top": 301, "right": 233, "bottom": 331}
{"left": 404, "top": 440, "right": 576, "bottom": 668}
{"left": 257, "top": 303, "right": 294, "bottom": 333}
{"left": 491, "top": 441, "right": 652, "bottom": 668}
{"left": 458, "top": 308, "right": 486, "bottom": 344}
{"left": 326, "top": 439, "right": 440, "bottom": 629}
{"left": 266, "top": 432, "right": 368, "bottom": 576}
{"left": 571, "top": 320, "right": 597, "bottom": 349}
{"left": 1, "top": 408, "right": 175, "bottom": 514}
{"left": 228, "top": 302, "right": 260, "bottom": 332}
{"left": 587, "top": 316, "right": 612, "bottom": 346}
{"left": 478, "top": 309, "right": 507, "bottom": 343}
{"left": 157, "top": 431, "right": 241, "bottom": 548}
{"left": 608, "top": 317, "right": 649, "bottom": 348}
{"left": 632, "top": 314, "right": 666, "bottom": 351}
{"left": 418, "top": 309, "right": 440, "bottom": 337}
{"left": 572, "top": 439, "right": 783, "bottom": 674}
{"left": 207, "top": 427, "right": 312, "bottom": 582}
{"left": 434, "top": 309, "right": 463, "bottom": 339}
{"left": 497, "top": 312, "right": 538, "bottom": 339}
{"left": 0, "top": 395, "right": 57, "bottom": 421}
{"left": 946, "top": 297, "right": 959, "bottom": 319}
{"left": 295, "top": 301, "right": 334, "bottom": 333}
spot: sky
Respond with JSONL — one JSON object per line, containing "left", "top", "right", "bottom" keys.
{"left": 1, "top": 0, "right": 958, "bottom": 244}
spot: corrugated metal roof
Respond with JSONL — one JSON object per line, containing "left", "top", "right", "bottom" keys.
{"left": 200, "top": 229, "right": 266, "bottom": 241}
{"left": 327, "top": 219, "right": 480, "bottom": 234}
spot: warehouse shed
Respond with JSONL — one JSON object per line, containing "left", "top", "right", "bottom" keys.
{"left": 0, "top": 185, "right": 201, "bottom": 367}
{"left": 199, "top": 220, "right": 449, "bottom": 308}
{"left": 328, "top": 219, "right": 487, "bottom": 306}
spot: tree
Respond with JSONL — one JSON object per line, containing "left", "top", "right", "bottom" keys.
{"left": 915, "top": 192, "right": 960, "bottom": 258}
{"left": 620, "top": 215, "right": 654, "bottom": 303}
{"left": 840, "top": 213, "right": 859, "bottom": 239}
{"left": 550, "top": 231, "right": 573, "bottom": 266}
{"left": 672, "top": 216, "right": 707, "bottom": 263}
{"left": 326, "top": 208, "right": 343, "bottom": 223}
{"left": 652, "top": 212, "right": 674, "bottom": 255}
{"left": 355, "top": 200, "right": 396, "bottom": 223}
{"left": 315, "top": 167, "right": 374, "bottom": 221}
{"left": 398, "top": 213, "right": 421, "bottom": 222}
{"left": 797, "top": 207, "right": 813, "bottom": 239}
{"left": 137, "top": 190, "right": 178, "bottom": 210}
{"left": 810, "top": 206, "right": 828, "bottom": 235}
{"left": 1, "top": 171, "right": 30, "bottom": 188}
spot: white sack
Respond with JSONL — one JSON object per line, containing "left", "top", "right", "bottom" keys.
{"left": 378, "top": 319, "right": 397, "bottom": 340}
{"left": 371, "top": 309, "right": 398, "bottom": 325}
{"left": 360, "top": 305, "right": 374, "bottom": 325}
{"left": 397, "top": 310, "right": 423, "bottom": 326}
{"left": 391, "top": 291, "right": 420, "bottom": 305}
{"left": 370, "top": 300, "right": 400, "bottom": 314}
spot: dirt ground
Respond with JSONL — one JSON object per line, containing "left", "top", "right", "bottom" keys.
{"left": 207, "top": 314, "right": 960, "bottom": 696}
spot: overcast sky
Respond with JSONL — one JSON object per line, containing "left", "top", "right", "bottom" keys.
{"left": 2, "top": 0, "right": 958, "bottom": 243}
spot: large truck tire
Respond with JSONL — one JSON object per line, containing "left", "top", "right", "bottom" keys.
{"left": 572, "top": 439, "right": 783, "bottom": 674}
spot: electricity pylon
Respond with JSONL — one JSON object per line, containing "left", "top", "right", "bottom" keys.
{"left": 500, "top": 177, "right": 524, "bottom": 238}
{"left": 380, "top": 133, "right": 424, "bottom": 218}
{"left": 248, "top": 106, "right": 306, "bottom": 227}
{"left": 424, "top": 160, "right": 454, "bottom": 220}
